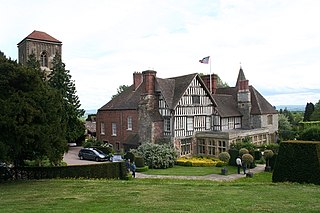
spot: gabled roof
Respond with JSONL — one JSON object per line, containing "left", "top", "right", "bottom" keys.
{"left": 215, "top": 86, "right": 277, "bottom": 115}
{"left": 99, "top": 73, "right": 216, "bottom": 111}
{"left": 18, "top": 30, "right": 62, "bottom": 45}
{"left": 212, "top": 94, "right": 242, "bottom": 117}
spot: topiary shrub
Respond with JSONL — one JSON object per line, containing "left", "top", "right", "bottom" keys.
{"left": 239, "top": 148, "right": 249, "bottom": 156}
{"left": 272, "top": 141, "right": 320, "bottom": 185}
{"left": 218, "top": 152, "right": 231, "bottom": 175}
{"left": 263, "top": 149, "right": 274, "bottom": 171}
{"left": 135, "top": 156, "right": 145, "bottom": 168}
{"left": 218, "top": 152, "right": 230, "bottom": 164}
{"left": 242, "top": 153, "right": 254, "bottom": 175}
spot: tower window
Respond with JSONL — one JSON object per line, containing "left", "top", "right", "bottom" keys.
{"left": 40, "top": 51, "right": 48, "bottom": 67}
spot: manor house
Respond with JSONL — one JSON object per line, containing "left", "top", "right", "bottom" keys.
{"left": 96, "top": 68, "right": 278, "bottom": 157}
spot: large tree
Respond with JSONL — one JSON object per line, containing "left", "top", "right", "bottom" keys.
{"left": 48, "top": 54, "right": 85, "bottom": 144}
{"left": 303, "top": 102, "right": 314, "bottom": 122}
{"left": 0, "top": 52, "right": 67, "bottom": 166}
{"left": 310, "top": 100, "right": 320, "bottom": 121}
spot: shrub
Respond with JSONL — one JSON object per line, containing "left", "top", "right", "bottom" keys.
{"left": 254, "top": 150, "right": 262, "bottom": 160}
{"left": 13, "top": 162, "right": 128, "bottom": 180}
{"left": 133, "top": 143, "right": 177, "bottom": 169}
{"left": 242, "top": 153, "right": 254, "bottom": 172}
{"left": 272, "top": 141, "right": 320, "bottom": 185}
{"left": 239, "top": 148, "right": 249, "bottom": 156}
{"left": 135, "top": 156, "right": 145, "bottom": 168}
{"left": 136, "top": 166, "right": 149, "bottom": 172}
{"left": 228, "top": 149, "right": 239, "bottom": 166}
{"left": 218, "top": 152, "right": 230, "bottom": 164}
{"left": 124, "top": 152, "right": 135, "bottom": 162}
{"left": 263, "top": 149, "right": 274, "bottom": 168}
{"left": 299, "top": 126, "right": 320, "bottom": 141}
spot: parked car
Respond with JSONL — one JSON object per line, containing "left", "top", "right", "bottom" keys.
{"left": 78, "top": 148, "right": 109, "bottom": 162}
{"left": 111, "top": 154, "right": 124, "bottom": 162}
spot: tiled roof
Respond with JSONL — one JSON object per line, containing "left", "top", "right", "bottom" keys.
{"left": 215, "top": 86, "right": 277, "bottom": 115}
{"left": 18, "top": 30, "right": 62, "bottom": 45}
{"left": 212, "top": 94, "right": 242, "bottom": 117}
{"left": 99, "top": 84, "right": 141, "bottom": 110}
{"left": 250, "top": 86, "right": 277, "bottom": 115}
{"left": 99, "top": 72, "right": 276, "bottom": 117}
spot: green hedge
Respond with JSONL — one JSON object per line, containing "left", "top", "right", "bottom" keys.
{"left": 228, "top": 149, "right": 239, "bottom": 166}
{"left": 272, "top": 141, "right": 320, "bottom": 185}
{"left": 135, "top": 156, "right": 145, "bottom": 168}
{"left": 13, "top": 162, "right": 128, "bottom": 180}
{"left": 136, "top": 166, "right": 149, "bottom": 172}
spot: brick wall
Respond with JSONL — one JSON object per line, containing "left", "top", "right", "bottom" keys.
{"left": 96, "top": 109, "right": 139, "bottom": 151}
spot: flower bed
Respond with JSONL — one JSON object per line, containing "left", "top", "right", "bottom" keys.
{"left": 176, "top": 156, "right": 224, "bottom": 167}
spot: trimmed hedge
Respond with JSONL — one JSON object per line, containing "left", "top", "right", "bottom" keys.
{"left": 136, "top": 166, "right": 149, "bottom": 172}
{"left": 272, "top": 141, "right": 320, "bottom": 185}
{"left": 228, "top": 149, "right": 239, "bottom": 166}
{"left": 135, "top": 156, "right": 145, "bottom": 168}
{"left": 13, "top": 162, "right": 128, "bottom": 180}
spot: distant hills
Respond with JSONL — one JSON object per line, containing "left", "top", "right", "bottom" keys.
{"left": 275, "top": 105, "right": 305, "bottom": 111}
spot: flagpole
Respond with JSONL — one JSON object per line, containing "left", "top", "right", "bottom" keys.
{"left": 209, "top": 57, "right": 212, "bottom": 94}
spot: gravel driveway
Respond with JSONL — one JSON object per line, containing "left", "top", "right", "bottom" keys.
{"left": 63, "top": 146, "right": 106, "bottom": 165}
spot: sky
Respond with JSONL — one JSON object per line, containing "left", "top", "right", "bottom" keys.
{"left": 1, "top": 0, "right": 320, "bottom": 111}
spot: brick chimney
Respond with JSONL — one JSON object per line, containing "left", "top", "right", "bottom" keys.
{"left": 142, "top": 70, "right": 157, "bottom": 95}
{"left": 133, "top": 72, "right": 143, "bottom": 91}
{"left": 200, "top": 74, "right": 217, "bottom": 94}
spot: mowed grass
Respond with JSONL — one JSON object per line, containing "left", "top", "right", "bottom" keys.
{"left": 1, "top": 172, "right": 320, "bottom": 213}
{"left": 142, "top": 165, "right": 238, "bottom": 176}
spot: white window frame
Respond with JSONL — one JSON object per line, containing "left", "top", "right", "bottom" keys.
{"left": 112, "top": 123, "right": 117, "bottom": 136}
{"left": 100, "top": 122, "right": 105, "bottom": 135}
{"left": 127, "top": 116, "right": 132, "bottom": 130}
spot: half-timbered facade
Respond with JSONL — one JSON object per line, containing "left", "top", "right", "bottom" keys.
{"left": 97, "top": 68, "right": 278, "bottom": 156}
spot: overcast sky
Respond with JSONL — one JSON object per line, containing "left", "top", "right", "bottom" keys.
{"left": 1, "top": 0, "right": 320, "bottom": 110}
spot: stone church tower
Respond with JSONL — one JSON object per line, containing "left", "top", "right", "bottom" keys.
{"left": 17, "top": 30, "right": 62, "bottom": 74}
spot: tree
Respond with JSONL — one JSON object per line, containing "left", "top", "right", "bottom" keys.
{"left": 303, "top": 102, "right": 314, "bottom": 121}
{"left": 310, "top": 100, "right": 320, "bottom": 121}
{"left": 0, "top": 52, "right": 67, "bottom": 166}
{"left": 112, "top": 85, "right": 129, "bottom": 99}
{"left": 278, "top": 113, "right": 294, "bottom": 140}
{"left": 299, "top": 126, "right": 320, "bottom": 141}
{"left": 48, "top": 54, "right": 85, "bottom": 144}
{"left": 216, "top": 75, "right": 229, "bottom": 88}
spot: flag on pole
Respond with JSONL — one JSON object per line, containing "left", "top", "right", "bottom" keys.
{"left": 199, "top": 56, "right": 210, "bottom": 64}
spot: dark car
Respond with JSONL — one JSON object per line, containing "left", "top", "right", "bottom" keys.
{"left": 78, "top": 148, "right": 109, "bottom": 162}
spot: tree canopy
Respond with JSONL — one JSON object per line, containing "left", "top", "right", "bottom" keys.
{"left": 0, "top": 52, "right": 67, "bottom": 166}
{"left": 48, "top": 54, "right": 85, "bottom": 144}
{"left": 111, "top": 85, "right": 129, "bottom": 99}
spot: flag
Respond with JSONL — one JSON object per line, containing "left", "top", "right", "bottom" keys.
{"left": 199, "top": 56, "right": 210, "bottom": 64}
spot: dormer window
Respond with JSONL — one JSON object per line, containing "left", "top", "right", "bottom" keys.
{"left": 40, "top": 51, "right": 48, "bottom": 67}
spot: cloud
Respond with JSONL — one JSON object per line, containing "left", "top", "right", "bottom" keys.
{"left": 1, "top": 0, "right": 320, "bottom": 109}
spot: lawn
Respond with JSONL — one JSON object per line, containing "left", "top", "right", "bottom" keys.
{"left": 142, "top": 165, "right": 238, "bottom": 176}
{"left": 1, "top": 172, "right": 320, "bottom": 213}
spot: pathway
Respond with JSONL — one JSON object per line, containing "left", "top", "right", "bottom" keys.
{"left": 136, "top": 164, "right": 265, "bottom": 181}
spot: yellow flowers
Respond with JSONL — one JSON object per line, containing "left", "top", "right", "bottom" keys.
{"left": 176, "top": 156, "right": 224, "bottom": 167}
